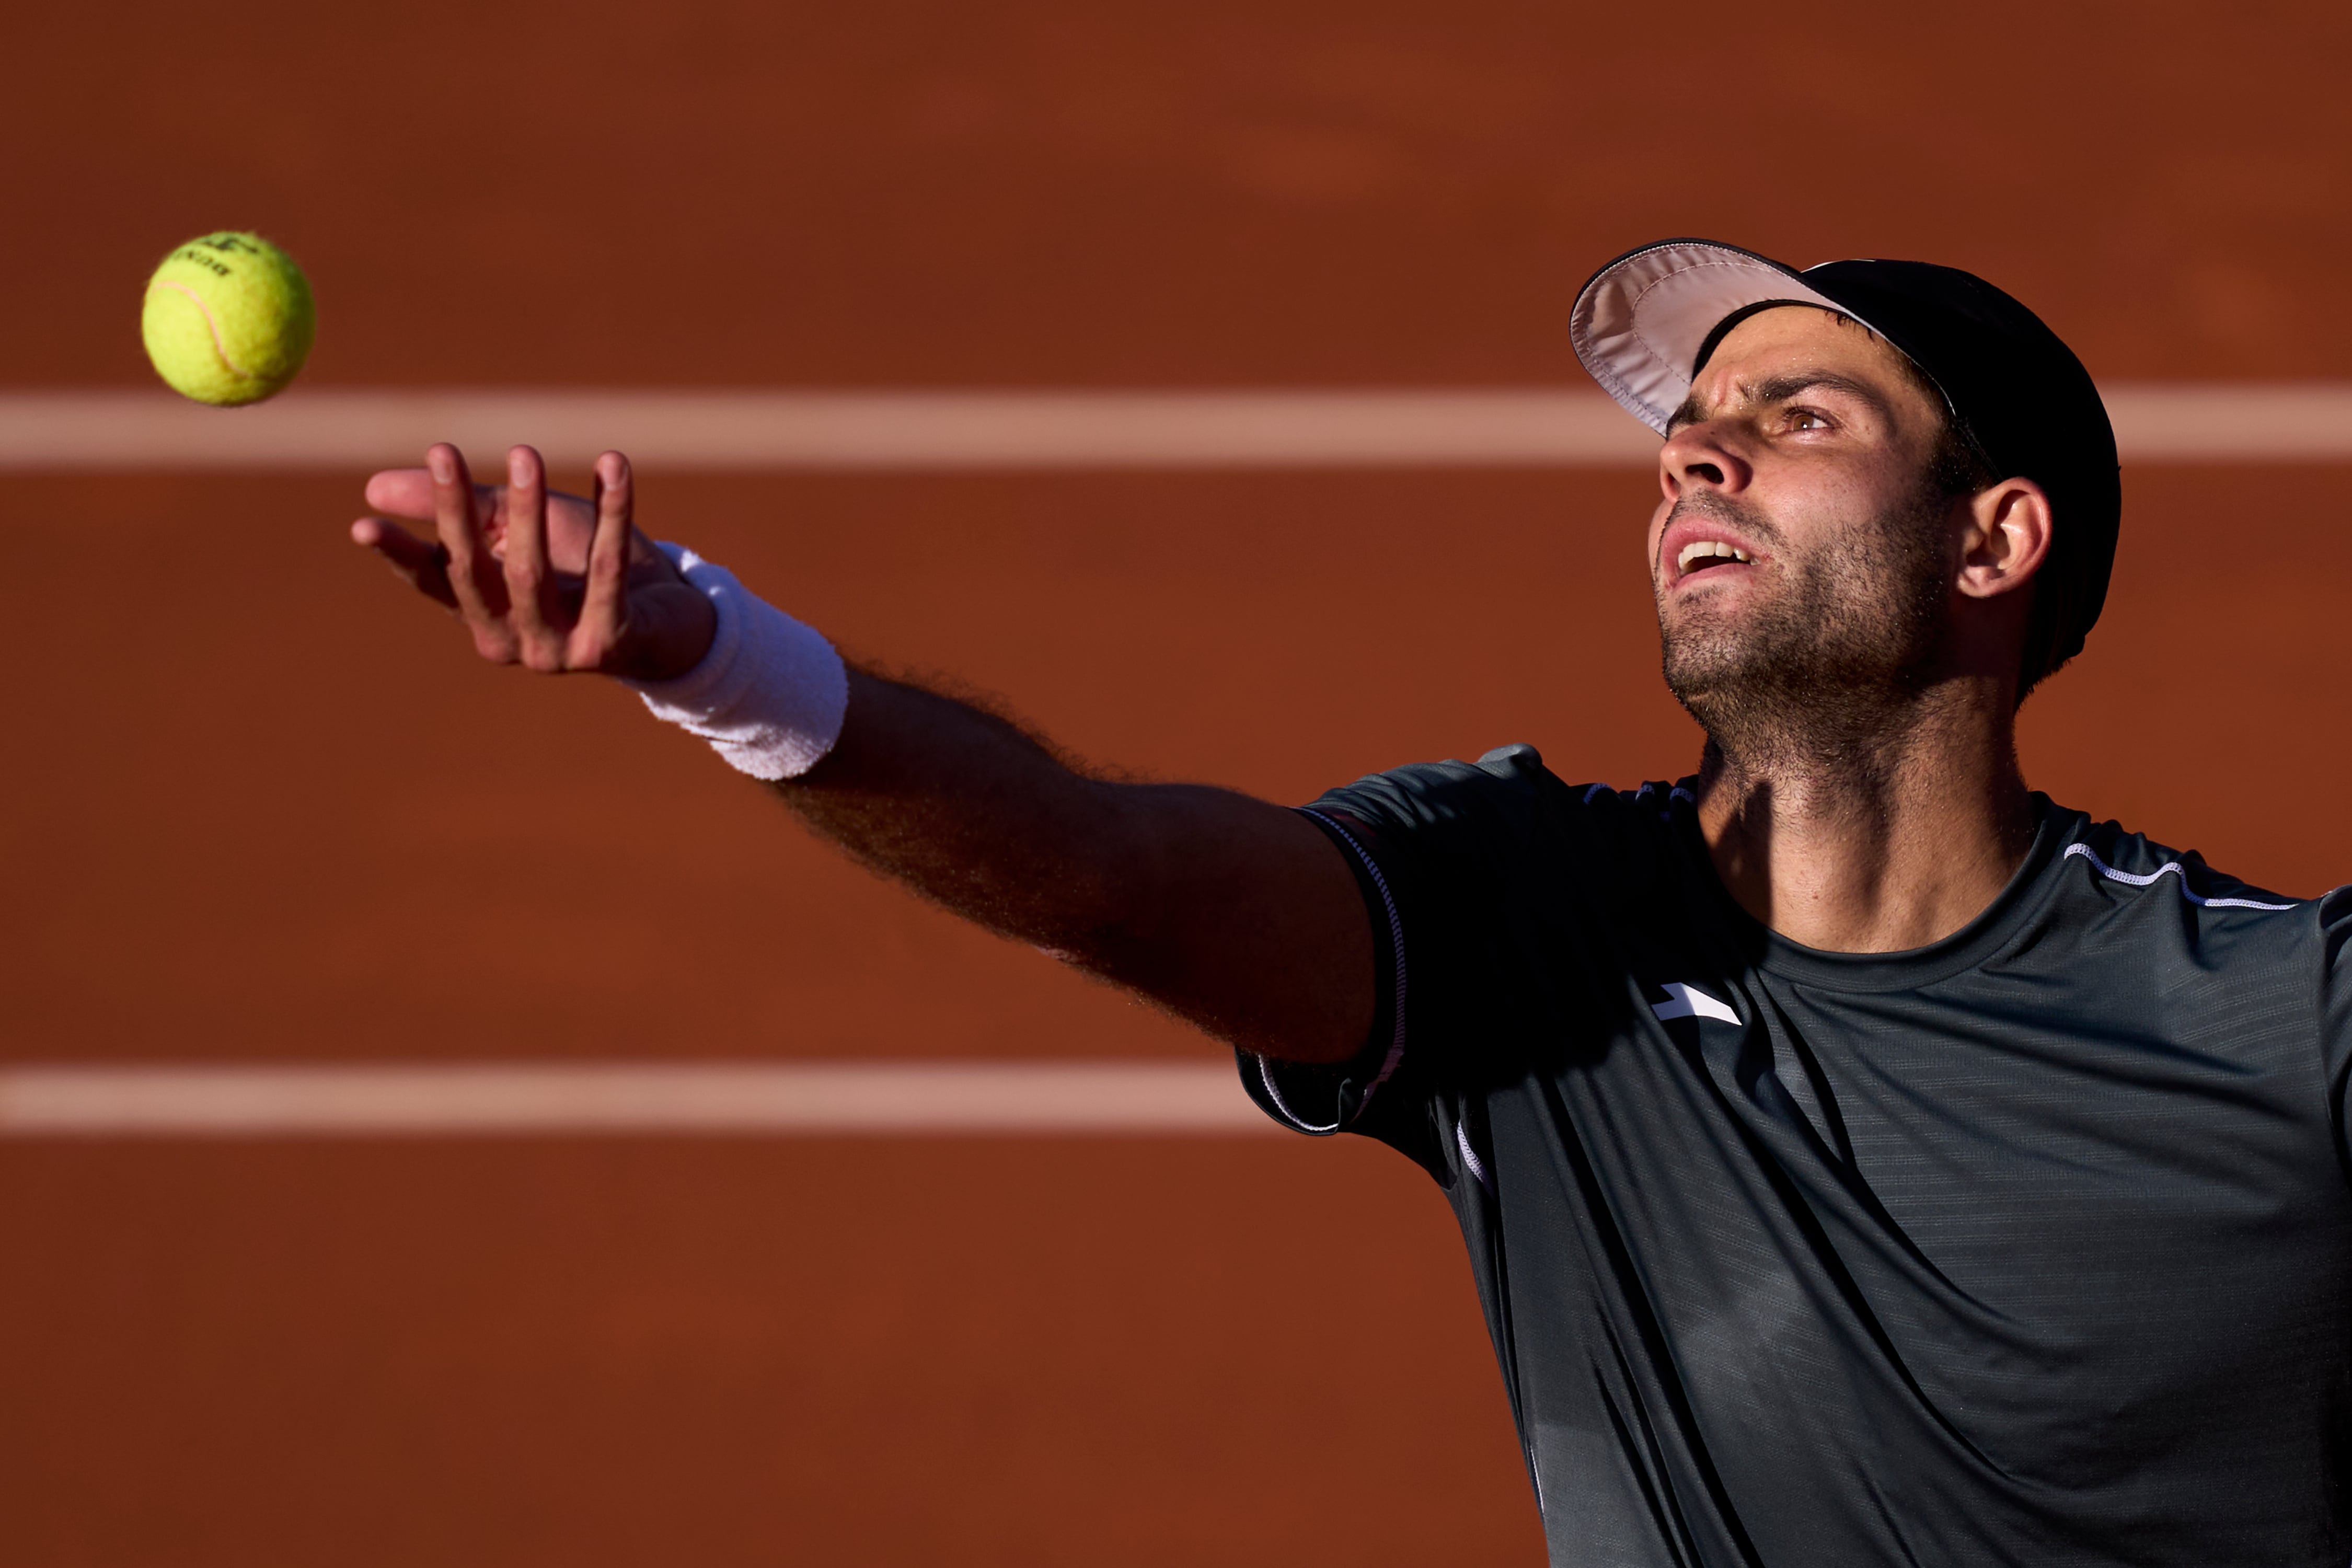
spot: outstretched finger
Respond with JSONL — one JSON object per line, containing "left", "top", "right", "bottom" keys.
{"left": 429, "top": 444, "right": 513, "bottom": 659}
{"left": 351, "top": 516, "right": 458, "bottom": 608}
{"left": 577, "top": 450, "right": 633, "bottom": 664}
{"left": 502, "top": 445, "right": 563, "bottom": 669}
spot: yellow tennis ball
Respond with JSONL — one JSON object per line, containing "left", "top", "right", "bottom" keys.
{"left": 141, "top": 232, "right": 316, "bottom": 406}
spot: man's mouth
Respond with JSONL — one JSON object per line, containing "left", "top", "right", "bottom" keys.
{"left": 1675, "top": 539, "right": 1755, "bottom": 580}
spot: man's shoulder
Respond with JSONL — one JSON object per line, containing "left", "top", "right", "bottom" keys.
{"left": 1309, "top": 743, "right": 1692, "bottom": 851}
{"left": 2048, "top": 801, "right": 2307, "bottom": 917}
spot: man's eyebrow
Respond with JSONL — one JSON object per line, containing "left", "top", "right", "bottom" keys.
{"left": 1666, "top": 370, "right": 1904, "bottom": 433}
{"left": 1751, "top": 371, "right": 1903, "bottom": 424}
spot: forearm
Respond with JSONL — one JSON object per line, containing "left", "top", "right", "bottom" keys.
{"left": 779, "top": 670, "right": 1373, "bottom": 1062}
{"left": 777, "top": 670, "right": 1142, "bottom": 950}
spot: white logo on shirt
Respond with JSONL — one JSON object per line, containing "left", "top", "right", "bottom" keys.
{"left": 1651, "top": 983, "right": 1739, "bottom": 1025}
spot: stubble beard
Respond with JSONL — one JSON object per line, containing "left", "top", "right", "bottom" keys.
{"left": 1658, "top": 485, "right": 1955, "bottom": 777}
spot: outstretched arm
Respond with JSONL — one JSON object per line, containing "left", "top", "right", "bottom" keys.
{"left": 787, "top": 670, "right": 1373, "bottom": 1061}
{"left": 353, "top": 443, "right": 1374, "bottom": 1065}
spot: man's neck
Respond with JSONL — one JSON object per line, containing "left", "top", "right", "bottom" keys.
{"left": 1691, "top": 678, "right": 2036, "bottom": 954}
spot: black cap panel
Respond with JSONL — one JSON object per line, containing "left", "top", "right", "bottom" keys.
{"left": 1797, "top": 259, "right": 2120, "bottom": 672}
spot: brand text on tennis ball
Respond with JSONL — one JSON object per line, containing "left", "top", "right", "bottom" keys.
{"left": 142, "top": 232, "right": 315, "bottom": 407}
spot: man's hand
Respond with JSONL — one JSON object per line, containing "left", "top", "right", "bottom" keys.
{"left": 351, "top": 443, "right": 718, "bottom": 683}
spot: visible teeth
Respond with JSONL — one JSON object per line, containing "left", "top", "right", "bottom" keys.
{"left": 1676, "top": 540, "right": 1752, "bottom": 573}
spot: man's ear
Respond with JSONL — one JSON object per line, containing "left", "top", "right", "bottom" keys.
{"left": 1955, "top": 478, "right": 2052, "bottom": 601}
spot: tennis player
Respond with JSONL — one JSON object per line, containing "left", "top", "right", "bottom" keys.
{"left": 352, "top": 240, "right": 2352, "bottom": 1565}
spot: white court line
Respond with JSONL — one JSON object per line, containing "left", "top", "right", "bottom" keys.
{"left": 3, "top": 384, "right": 2348, "bottom": 471}
{"left": 1, "top": 390, "right": 1644, "bottom": 470}
{"left": 0, "top": 1062, "right": 1274, "bottom": 1138}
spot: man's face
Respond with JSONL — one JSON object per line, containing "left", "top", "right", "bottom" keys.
{"left": 1646, "top": 306, "right": 1960, "bottom": 746}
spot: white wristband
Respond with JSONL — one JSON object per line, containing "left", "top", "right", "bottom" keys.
{"left": 625, "top": 543, "right": 849, "bottom": 780}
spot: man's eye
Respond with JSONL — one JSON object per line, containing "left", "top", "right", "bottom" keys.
{"left": 1787, "top": 408, "right": 1830, "bottom": 432}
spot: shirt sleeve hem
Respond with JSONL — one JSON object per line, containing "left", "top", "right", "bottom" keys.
{"left": 1232, "top": 808, "right": 1409, "bottom": 1137}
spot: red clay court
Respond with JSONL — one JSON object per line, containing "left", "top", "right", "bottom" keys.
{"left": 6, "top": 3, "right": 2351, "bottom": 1563}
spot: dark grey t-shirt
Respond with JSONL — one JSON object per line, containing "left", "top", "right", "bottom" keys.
{"left": 1243, "top": 743, "right": 2352, "bottom": 1566}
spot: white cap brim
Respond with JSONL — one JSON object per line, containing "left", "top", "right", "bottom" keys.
{"left": 1570, "top": 239, "right": 1853, "bottom": 435}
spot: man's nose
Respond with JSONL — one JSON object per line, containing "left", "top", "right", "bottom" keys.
{"left": 1658, "top": 420, "right": 1753, "bottom": 499}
